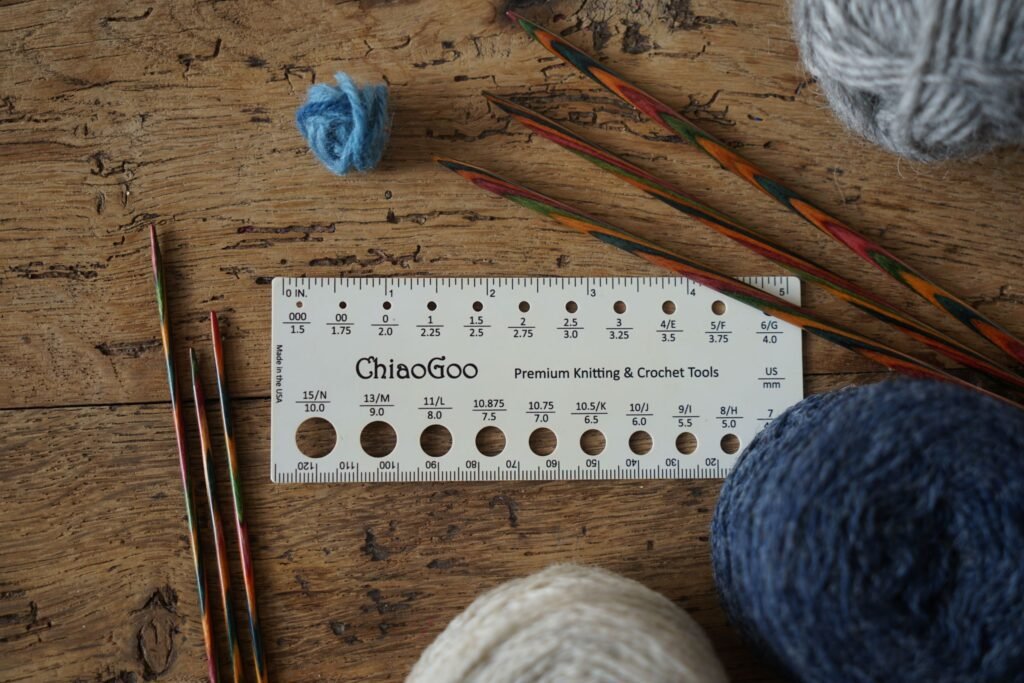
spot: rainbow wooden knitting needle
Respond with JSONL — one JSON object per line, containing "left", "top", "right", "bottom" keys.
{"left": 149, "top": 225, "right": 221, "bottom": 683}
{"left": 436, "top": 158, "right": 1015, "bottom": 402}
{"left": 486, "top": 93, "right": 1024, "bottom": 391}
{"left": 211, "top": 312, "right": 270, "bottom": 683}
{"left": 189, "top": 348, "right": 245, "bottom": 683}
{"left": 508, "top": 12, "right": 1024, "bottom": 366}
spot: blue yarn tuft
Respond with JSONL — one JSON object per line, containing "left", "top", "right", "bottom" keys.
{"left": 295, "top": 72, "right": 390, "bottom": 175}
{"left": 712, "top": 379, "right": 1024, "bottom": 683}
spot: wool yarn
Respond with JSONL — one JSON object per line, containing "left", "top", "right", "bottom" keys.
{"left": 793, "top": 0, "right": 1024, "bottom": 161}
{"left": 406, "top": 564, "right": 729, "bottom": 683}
{"left": 295, "top": 72, "right": 390, "bottom": 174}
{"left": 712, "top": 379, "right": 1024, "bottom": 683}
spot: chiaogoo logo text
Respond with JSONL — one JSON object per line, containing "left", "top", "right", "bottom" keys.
{"left": 355, "top": 356, "right": 479, "bottom": 380}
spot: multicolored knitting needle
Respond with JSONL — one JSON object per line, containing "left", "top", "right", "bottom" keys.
{"left": 437, "top": 158, "right": 1016, "bottom": 403}
{"left": 508, "top": 12, "right": 1024, "bottom": 367}
{"left": 189, "top": 348, "right": 244, "bottom": 683}
{"left": 486, "top": 93, "right": 1024, "bottom": 391}
{"left": 149, "top": 225, "right": 221, "bottom": 683}
{"left": 211, "top": 312, "right": 270, "bottom": 683}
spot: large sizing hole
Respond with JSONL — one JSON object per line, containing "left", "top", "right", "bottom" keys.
{"left": 529, "top": 428, "right": 557, "bottom": 456}
{"left": 580, "top": 429, "right": 606, "bottom": 456}
{"left": 420, "top": 424, "right": 452, "bottom": 457}
{"left": 613, "top": 300, "right": 627, "bottom": 314}
{"left": 676, "top": 432, "right": 698, "bottom": 455}
{"left": 476, "top": 426, "right": 506, "bottom": 457}
{"left": 712, "top": 300, "right": 727, "bottom": 315}
{"left": 360, "top": 421, "right": 397, "bottom": 458}
{"left": 720, "top": 433, "right": 740, "bottom": 454}
{"left": 662, "top": 300, "right": 676, "bottom": 315}
{"left": 295, "top": 417, "right": 337, "bottom": 458}
{"left": 629, "top": 430, "right": 653, "bottom": 455}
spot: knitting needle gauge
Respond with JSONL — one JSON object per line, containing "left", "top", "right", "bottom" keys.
{"left": 270, "top": 277, "right": 803, "bottom": 482}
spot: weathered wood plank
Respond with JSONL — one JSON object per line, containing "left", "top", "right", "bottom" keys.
{"left": 1, "top": 0, "right": 1021, "bottom": 409}
{"left": 1, "top": 0, "right": 1022, "bottom": 681}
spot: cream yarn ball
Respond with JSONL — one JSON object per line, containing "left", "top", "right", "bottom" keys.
{"left": 406, "top": 565, "right": 729, "bottom": 683}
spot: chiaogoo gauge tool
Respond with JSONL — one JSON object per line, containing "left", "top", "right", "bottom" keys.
{"left": 271, "top": 277, "right": 803, "bottom": 482}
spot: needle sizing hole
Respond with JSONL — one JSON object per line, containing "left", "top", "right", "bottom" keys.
{"left": 662, "top": 300, "right": 676, "bottom": 314}
{"left": 580, "top": 429, "right": 606, "bottom": 455}
{"left": 565, "top": 301, "right": 578, "bottom": 313}
{"left": 629, "top": 430, "right": 653, "bottom": 455}
{"left": 472, "top": 301, "right": 483, "bottom": 312}
{"left": 676, "top": 432, "right": 698, "bottom": 455}
{"left": 295, "top": 417, "right": 336, "bottom": 458}
{"left": 476, "top": 426, "right": 506, "bottom": 456}
{"left": 529, "top": 428, "right": 557, "bottom": 456}
{"left": 420, "top": 424, "right": 452, "bottom": 457}
{"left": 721, "top": 433, "right": 740, "bottom": 454}
{"left": 712, "top": 300, "right": 727, "bottom": 315}
{"left": 361, "top": 421, "right": 397, "bottom": 458}
{"left": 613, "top": 300, "right": 627, "bottom": 314}
{"left": 519, "top": 301, "right": 530, "bottom": 313}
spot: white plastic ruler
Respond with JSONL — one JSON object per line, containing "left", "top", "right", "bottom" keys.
{"left": 271, "top": 277, "right": 802, "bottom": 482}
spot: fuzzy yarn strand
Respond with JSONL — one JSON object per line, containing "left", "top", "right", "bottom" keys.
{"left": 406, "top": 564, "right": 729, "bottom": 683}
{"left": 295, "top": 72, "right": 390, "bottom": 174}
{"left": 712, "top": 379, "right": 1024, "bottom": 683}
{"left": 793, "top": 0, "right": 1024, "bottom": 161}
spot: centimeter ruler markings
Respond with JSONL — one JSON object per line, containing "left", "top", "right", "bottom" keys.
{"left": 271, "top": 276, "right": 803, "bottom": 483}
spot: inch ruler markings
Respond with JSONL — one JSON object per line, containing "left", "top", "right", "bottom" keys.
{"left": 271, "top": 276, "right": 803, "bottom": 483}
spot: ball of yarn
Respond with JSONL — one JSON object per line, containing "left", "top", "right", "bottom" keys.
{"left": 712, "top": 379, "right": 1024, "bottom": 683}
{"left": 295, "top": 72, "right": 390, "bottom": 174}
{"left": 792, "top": 0, "right": 1024, "bottom": 161}
{"left": 406, "top": 564, "right": 729, "bottom": 683}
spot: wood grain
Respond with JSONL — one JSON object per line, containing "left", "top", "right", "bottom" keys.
{"left": 1, "top": 0, "right": 1021, "bottom": 680}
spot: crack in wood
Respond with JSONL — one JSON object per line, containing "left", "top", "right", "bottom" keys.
{"left": 178, "top": 37, "right": 222, "bottom": 77}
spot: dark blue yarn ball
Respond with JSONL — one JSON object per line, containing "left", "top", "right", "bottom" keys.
{"left": 712, "top": 379, "right": 1024, "bottom": 683}
{"left": 295, "top": 72, "right": 390, "bottom": 175}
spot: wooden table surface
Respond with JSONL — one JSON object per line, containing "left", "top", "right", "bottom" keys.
{"left": 2, "top": 0, "right": 1022, "bottom": 681}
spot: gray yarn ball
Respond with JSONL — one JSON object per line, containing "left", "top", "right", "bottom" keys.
{"left": 793, "top": 0, "right": 1024, "bottom": 161}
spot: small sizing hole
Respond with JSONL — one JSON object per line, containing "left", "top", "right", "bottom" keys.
{"left": 580, "top": 429, "right": 606, "bottom": 456}
{"left": 629, "top": 430, "right": 653, "bottom": 455}
{"left": 420, "top": 424, "right": 452, "bottom": 457}
{"left": 360, "top": 421, "right": 397, "bottom": 458}
{"left": 382, "top": 301, "right": 392, "bottom": 310}
{"left": 295, "top": 301, "right": 303, "bottom": 309}
{"left": 529, "top": 428, "right": 557, "bottom": 456}
{"left": 565, "top": 301, "right": 578, "bottom": 313}
{"left": 519, "top": 301, "right": 530, "bottom": 313}
{"left": 662, "top": 300, "right": 676, "bottom": 315}
{"left": 339, "top": 301, "right": 348, "bottom": 309}
{"left": 295, "top": 417, "right": 336, "bottom": 458}
{"left": 712, "top": 300, "right": 727, "bottom": 315}
{"left": 476, "top": 426, "right": 506, "bottom": 456}
{"left": 676, "top": 432, "right": 698, "bottom": 455}
{"left": 720, "top": 433, "right": 740, "bottom": 454}
{"left": 427, "top": 301, "right": 437, "bottom": 311}
{"left": 472, "top": 301, "right": 483, "bottom": 312}
{"left": 613, "top": 300, "right": 626, "bottom": 314}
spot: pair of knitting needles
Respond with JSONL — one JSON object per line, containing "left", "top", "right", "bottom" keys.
{"left": 150, "top": 226, "right": 269, "bottom": 683}
{"left": 438, "top": 13, "right": 1024, "bottom": 403}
